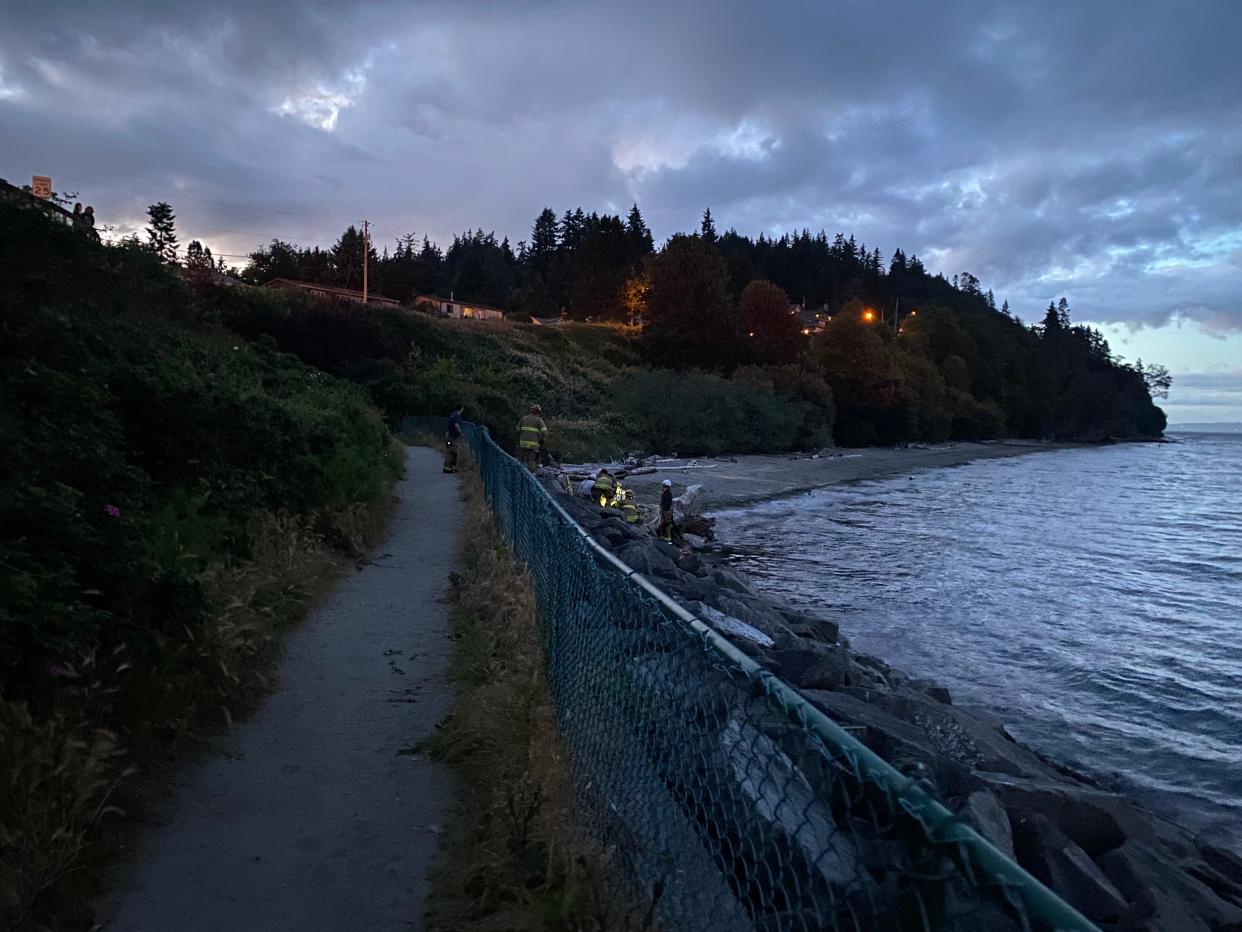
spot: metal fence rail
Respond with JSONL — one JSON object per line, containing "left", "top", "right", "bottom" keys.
{"left": 406, "top": 416, "right": 1097, "bottom": 932}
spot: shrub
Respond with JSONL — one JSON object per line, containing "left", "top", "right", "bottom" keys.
{"left": 613, "top": 369, "right": 808, "bottom": 455}
{"left": 0, "top": 201, "right": 401, "bottom": 927}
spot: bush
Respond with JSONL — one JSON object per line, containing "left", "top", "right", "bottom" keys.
{"left": 613, "top": 369, "right": 809, "bottom": 455}
{"left": 0, "top": 201, "right": 401, "bottom": 927}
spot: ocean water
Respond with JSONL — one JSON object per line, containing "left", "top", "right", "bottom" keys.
{"left": 715, "top": 433, "right": 1242, "bottom": 853}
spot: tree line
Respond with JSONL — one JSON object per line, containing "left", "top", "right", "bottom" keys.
{"left": 146, "top": 200, "right": 1170, "bottom": 443}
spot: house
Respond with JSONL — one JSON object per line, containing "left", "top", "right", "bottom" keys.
{"left": 414, "top": 295, "right": 505, "bottom": 321}
{"left": 791, "top": 302, "right": 831, "bottom": 335}
{"left": 264, "top": 277, "right": 400, "bottom": 307}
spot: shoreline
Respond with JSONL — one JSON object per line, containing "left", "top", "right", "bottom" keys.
{"left": 623, "top": 440, "right": 1077, "bottom": 514}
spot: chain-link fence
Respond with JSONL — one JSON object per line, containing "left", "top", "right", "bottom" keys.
{"left": 407, "top": 416, "right": 1097, "bottom": 932}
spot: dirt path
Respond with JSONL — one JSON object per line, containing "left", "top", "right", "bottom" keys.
{"left": 101, "top": 446, "right": 458, "bottom": 932}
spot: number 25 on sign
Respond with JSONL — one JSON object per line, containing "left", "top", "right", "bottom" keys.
{"left": 32, "top": 176, "right": 52, "bottom": 199}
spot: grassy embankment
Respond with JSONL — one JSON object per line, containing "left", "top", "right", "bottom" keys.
{"left": 420, "top": 456, "right": 653, "bottom": 931}
{"left": 216, "top": 289, "right": 837, "bottom": 460}
{"left": 0, "top": 202, "right": 402, "bottom": 928}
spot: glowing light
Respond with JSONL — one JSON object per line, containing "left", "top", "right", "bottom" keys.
{"left": 748, "top": 331, "right": 755, "bottom": 337}
{"left": 801, "top": 328, "right": 811, "bottom": 335}
{"left": 862, "top": 310, "right": 876, "bottom": 323}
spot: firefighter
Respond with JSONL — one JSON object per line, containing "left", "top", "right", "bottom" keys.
{"left": 657, "top": 478, "right": 674, "bottom": 541}
{"left": 620, "top": 490, "right": 640, "bottom": 524}
{"left": 592, "top": 468, "right": 617, "bottom": 507}
{"left": 516, "top": 404, "right": 547, "bottom": 471}
{"left": 443, "top": 403, "right": 464, "bottom": 473}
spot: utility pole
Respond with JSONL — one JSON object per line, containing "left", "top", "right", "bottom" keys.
{"left": 362, "top": 219, "right": 369, "bottom": 304}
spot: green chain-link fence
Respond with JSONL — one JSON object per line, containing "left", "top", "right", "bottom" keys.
{"left": 407, "top": 417, "right": 1097, "bottom": 932}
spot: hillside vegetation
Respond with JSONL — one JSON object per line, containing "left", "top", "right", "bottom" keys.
{"left": 242, "top": 204, "right": 1167, "bottom": 447}
{"left": 0, "top": 201, "right": 400, "bottom": 928}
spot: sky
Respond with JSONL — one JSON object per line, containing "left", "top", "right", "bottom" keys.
{"left": 1, "top": 1, "right": 1239, "bottom": 422}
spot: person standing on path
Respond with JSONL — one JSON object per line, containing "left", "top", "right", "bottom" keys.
{"left": 443, "top": 403, "right": 464, "bottom": 473}
{"left": 657, "top": 479, "right": 674, "bottom": 542}
{"left": 516, "top": 404, "right": 547, "bottom": 471}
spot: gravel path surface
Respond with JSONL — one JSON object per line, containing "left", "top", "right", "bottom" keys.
{"left": 101, "top": 446, "right": 458, "bottom": 932}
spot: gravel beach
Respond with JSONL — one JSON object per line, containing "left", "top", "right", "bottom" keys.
{"left": 621, "top": 440, "right": 1071, "bottom": 512}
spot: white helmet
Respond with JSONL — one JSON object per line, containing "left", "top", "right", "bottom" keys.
{"left": 662, "top": 479, "right": 672, "bottom": 487}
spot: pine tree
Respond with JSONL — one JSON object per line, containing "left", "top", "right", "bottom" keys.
{"left": 145, "top": 202, "right": 178, "bottom": 263}
{"left": 1001, "top": 299, "right": 1010, "bottom": 317}
{"left": 1042, "top": 301, "right": 1062, "bottom": 333}
{"left": 529, "top": 208, "right": 559, "bottom": 273}
{"left": 700, "top": 207, "right": 717, "bottom": 243}
{"left": 626, "top": 204, "right": 654, "bottom": 257}
{"left": 1057, "top": 296, "right": 1071, "bottom": 328}
{"left": 986, "top": 288, "right": 996, "bottom": 310}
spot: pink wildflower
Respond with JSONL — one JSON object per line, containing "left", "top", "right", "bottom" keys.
{"left": 104, "top": 504, "right": 121, "bottom": 518}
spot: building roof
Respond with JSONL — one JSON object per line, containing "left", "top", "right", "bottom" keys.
{"left": 265, "top": 277, "right": 400, "bottom": 306}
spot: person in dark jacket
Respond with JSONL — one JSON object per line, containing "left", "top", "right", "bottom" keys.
{"left": 657, "top": 479, "right": 674, "bottom": 541}
{"left": 443, "top": 404, "right": 464, "bottom": 473}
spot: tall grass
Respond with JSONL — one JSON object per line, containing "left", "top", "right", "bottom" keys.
{"left": 422, "top": 460, "right": 655, "bottom": 932}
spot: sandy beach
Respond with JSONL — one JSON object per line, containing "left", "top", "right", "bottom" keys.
{"left": 621, "top": 440, "right": 1072, "bottom": 513}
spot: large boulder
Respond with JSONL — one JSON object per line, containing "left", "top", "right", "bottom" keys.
{"left": 1098, "top": 839, "right": 1242, "bottom": 932}
{"left": 959, "top": 790, "right": 1015, "bottom": 859}
{"left": 614, "top": 540, "right": 680, "bottom": 580}
{"left": 778, "top": 609, "right": 840, "bottom": 645}
{"left": 1010, "top": 812, "right": 1129, "bottom": 925}
{"left": 768, "top": 643, "right": 853, "bottom": 691}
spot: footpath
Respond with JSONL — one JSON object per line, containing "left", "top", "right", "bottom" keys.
{"left": 100, "top": 446, "right": 458, "bottom": 932}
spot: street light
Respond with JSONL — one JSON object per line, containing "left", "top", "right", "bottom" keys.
{"left": 862, "top": 309, "right": 876, "bottom": 323}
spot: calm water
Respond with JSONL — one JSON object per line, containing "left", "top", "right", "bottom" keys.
{"left": 716, "top": 433, "right": 1242, "bottom": 852}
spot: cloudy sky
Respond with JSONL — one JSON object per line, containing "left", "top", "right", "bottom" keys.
{"left": 2, "top": 1, "right": 1239, "bottom": 421}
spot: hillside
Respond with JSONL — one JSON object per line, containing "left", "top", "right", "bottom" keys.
{"left": 242, "top": 208, "right": 1167, "bottom": 449}
{"left": 0, "top": 200, "right": 401, "bottom": 928}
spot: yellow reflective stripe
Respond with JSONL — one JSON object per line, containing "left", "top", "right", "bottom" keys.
{"left": 520, "top": 426, "right": 542, "bottom": 432}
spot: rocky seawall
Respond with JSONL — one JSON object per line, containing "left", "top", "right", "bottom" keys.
{"left": 552, "top": 483, "right": 1242, "bottom": 931}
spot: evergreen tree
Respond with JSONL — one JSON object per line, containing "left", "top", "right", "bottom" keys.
{"left": 145, "top": 202, "right": 178, "bottom": 263}
{"left": 1057, "top": 296, "right": 1071, "bottom": 328}
{"left": 331, "top": 225, "right": 377, "bottom": 290}
{"left": 626, "top": 203, "right": 654, "bottom": 258}
{"left": 700, "top": 207, "right": 717, "bottom": 243}
{"left": 529, "top": 208, "right": 559, "bottom": 274}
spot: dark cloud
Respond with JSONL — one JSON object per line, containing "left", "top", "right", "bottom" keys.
{"left": 1, "top": 0, "right": 1239, "bottom": 331}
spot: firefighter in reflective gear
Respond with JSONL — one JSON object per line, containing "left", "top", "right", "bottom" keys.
{"left": 592, "top": 469, "right": 617, "bottom": 507}
{"left": 657, "top": 479, "right": 674, "bottom": 541}
{"left": 620, "top": 490, "right": 640, "bottom": 524}
{"left": 516, "top": 404, "right": 547, "bottom": 471}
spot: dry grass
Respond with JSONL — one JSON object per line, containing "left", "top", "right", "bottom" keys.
{"left": 423, "top": 462, "right": 655, "bottom": 932}
{"left": 0, "top": 480, "right": 401, "bottom": 931}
